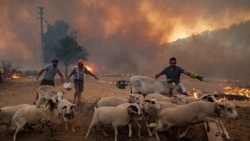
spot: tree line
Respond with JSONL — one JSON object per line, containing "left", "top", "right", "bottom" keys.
{"left": 0, "top": 20, "right": 89, "bottom": 82}
{"left": 43, "top": 20, "right": 89, "bottom": 77}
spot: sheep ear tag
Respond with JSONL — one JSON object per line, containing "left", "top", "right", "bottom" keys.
{"left": 116, "top": 80, "right": 129, "bottom": 89}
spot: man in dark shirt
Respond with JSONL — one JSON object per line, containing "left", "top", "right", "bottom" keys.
{"left": 155, "top": 57, "right": 203, "bottom": 95}
{"left": 34, "top": 58, "right": 64, "bottom": 104}
{"left": 36, "top": 58, "right": 64, "bottom": 86}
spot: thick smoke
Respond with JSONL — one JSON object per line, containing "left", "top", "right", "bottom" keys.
{"left": 0, "top": 0, "right": 250, "bottom": 76}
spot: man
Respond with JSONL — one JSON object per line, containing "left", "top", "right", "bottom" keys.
{"left": 66, "top": 59, "right": 99, "bottom": 105}
{"left": 36, "top": 58, "right": 64, "bottom": 86}
{"left": 155, "top": 57, "right": 203, "bottom": 95}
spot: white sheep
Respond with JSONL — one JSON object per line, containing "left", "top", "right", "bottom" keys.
{"left": 175, "top": 93, "right": 217, "bottom": 104}
{"left": 130, "top": 75, "right": 181, "bottom": 96}
{"left": 143, "top": 97, "right": 162, "bottom": 117}
{"left": 143, "top": 97, "right": 182, "bottom": 127}
{"left": 142, "top": 97, "right": 162, "bottom": 136}
{"left": 96, "top": 93, "right": 144, "bottom": 108}
{"left": 143, "top": 96, "right": 186, "bottom": 121}
{"left": 143, "top": 97, "right": 182, "bottom": 124}
{"left": 149, "top": 101, "right": 238, "bottom": 141}
{"left": 57, "top": 99, "right": 77, "bottom": 132}
{"left": 11, "top": 98, "right": 58, "bottom": 141}
{"left": 36, "top": 85, "right": 64, "bottom": 107}
{"left": 143, "top": 96, "right": 193, "bottom": 137}
{"left": 95, "top": 93, "right": 144, "bottom": 137}
{"left": 145, "top": 93, "right": 186, "bottom": 105}
{"left": 144, "top": 94, "right": 217, "bottom": 139}
{"left": 0, "top": 104, "right": 29, "bottom": 131}
{"left": 85, "top": 103, "right": 142, "bottom": 141}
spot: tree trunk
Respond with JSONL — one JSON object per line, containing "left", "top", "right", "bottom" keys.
{"left": 0, "top": 71, "right": 2, "bottom": 83}
{"left": 64, "top": 64, "right": 69, "bottom": 78}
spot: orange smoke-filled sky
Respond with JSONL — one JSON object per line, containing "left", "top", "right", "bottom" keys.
{"left": 0, "top": 0, "right": 250, "bottom": 73}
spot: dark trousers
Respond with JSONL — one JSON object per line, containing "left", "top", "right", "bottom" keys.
{"left": 40, "top": 79, "right": 55, "bottom": 86}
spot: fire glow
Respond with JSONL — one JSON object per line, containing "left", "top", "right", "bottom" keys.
{"left": 223, "top": 86, "right": 250, "bottom": 98}
{"left": 189, "top": 86, "right": 250, "bottom": 99}
{"left": 11, "top": 73, "right": 20, "bottom": 79}
{"left": 85, "top": 65, "right": 94, "bottom": 73}
{"left": 1, "top": 0, "right": 250, "bottom": 67}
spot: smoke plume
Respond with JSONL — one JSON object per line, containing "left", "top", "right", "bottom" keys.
{"left": 1, "top": 0, "right": 250, "bottom": 77}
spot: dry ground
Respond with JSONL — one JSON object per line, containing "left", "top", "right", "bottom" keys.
{"left": 0, "top": 75, "right": 250, "bottom": 141}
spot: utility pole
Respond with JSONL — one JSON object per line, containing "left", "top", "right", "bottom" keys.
{"left": 37, "top": 6, "right": 44, "bottom": 64}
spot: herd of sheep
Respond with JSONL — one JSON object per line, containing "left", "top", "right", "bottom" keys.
{"left": 0, "top": 75, "right": 238, "bottom": 141}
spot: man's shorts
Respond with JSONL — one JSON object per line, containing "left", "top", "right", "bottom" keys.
{"left": 74, "top": 79, "right": 84, "bottom": 92}
{"left": 40, "top": 79, "right": 55, "bottom": 86}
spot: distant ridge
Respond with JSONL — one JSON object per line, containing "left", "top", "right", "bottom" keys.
{"left": 159, "top": 20, "right": 250, "bottom": 76}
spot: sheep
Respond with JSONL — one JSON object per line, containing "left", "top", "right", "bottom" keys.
{"left": 94, "top": 94, "right": 145, "bottom": 137}
{"left": 145, "top": 93, "right": 186, "bottom": 105}
{"left": 0, "top": 104, "right": 29, "bottom": 131}
{"left": 143, "top": 96, "right": 198, "bottom": 138}
{"left": 148, "top": 101, "right": 238, "bottom": 141}
{"left": 85, "top": 103, "right": 142, "bottom": 141}
{"left": 11, "top": 98, "right": 58, "bottom": 141}
{"left": 57, "top": 99, "right": 77, "bottom": 132}
{"left": 95, "top": 93, "right": 145, "bottom": 137}
{"left": 143, "top": 97, "right": 179, "bottom": 119}
{"left": 144, "top": 93, "right": 217, "bottom": 139}
{"left": 130, "top": 75, "right": 181, "bottom": 96}
{"left": 175, "top": 93, "right": 217, "bottom": 104}
{"left": 36, "top": 85, "right": 64, "bottom": 107}
{"left": 96, "top": 93, "right": 144, "bottom": 108}
{"left": 143, "top": 96, "right": 182, "bottom": 136}
{"left": 200, "top": 94, "right": 218, "bottom": 102}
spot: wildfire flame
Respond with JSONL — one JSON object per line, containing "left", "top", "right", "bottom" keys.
{"left": 11, "top": 73, "right": 20, "bottom": 79}
{"left": 188, "top": 88, "right": 203, "bottom": 98}
{"left": 85, "top": 65, "right": 94, "bottom": 73}
{"left": 223, "top": 86, "right": 250, "bottom": 98}
{"left": 188, "top": 86, "right": 250, "bottom": 100}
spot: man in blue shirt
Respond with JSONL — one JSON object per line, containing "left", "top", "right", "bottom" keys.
{"left": 67, "top": 59, "right": 99, "bottom": 105}
{"left": 155, "top": 57, "right": 203, "bottom": 95}
{"left": 36, "top": 58, "right": 64, "bottom": 86}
